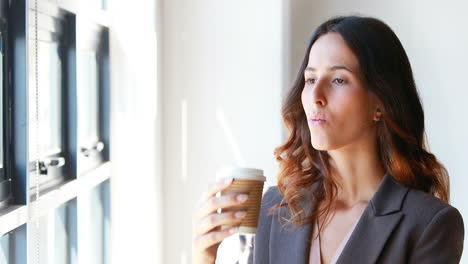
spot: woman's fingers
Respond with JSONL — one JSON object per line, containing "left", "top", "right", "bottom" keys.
{"left": 196, "top": 178, "right": 233, "bottom": 207}
{"left": 194, "top": 193, "right": 248, "bottom": 222}
{"left": 191, "top": 178, "right": 247, "bottom": 263}
{"left": 194, "top": 210, "right": 247, "bottom": 236}
{"left": 193, "top": 226, "right": 239, "bottom": 251}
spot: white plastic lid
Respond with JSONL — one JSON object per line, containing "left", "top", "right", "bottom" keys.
{"left": 216, "top": 166, "right": 266, "bottom": 181}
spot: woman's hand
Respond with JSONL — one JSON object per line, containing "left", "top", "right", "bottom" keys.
{"left": 192, "top": 178, "right": 249, "bottom": 264}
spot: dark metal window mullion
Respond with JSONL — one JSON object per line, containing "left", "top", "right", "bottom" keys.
{"left": 98, "top": 28, "right": 109, "bottom": 162}
{"left": 62, "top": 13, "right": 77, "bottom": 180}
{"left": 8, "top": 0, "right": 28, "bottom": 205}
{"left": 0, "top": 0, "right": 10, "bottom": 207}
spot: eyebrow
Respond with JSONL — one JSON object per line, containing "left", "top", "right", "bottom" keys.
{"left": 304, "top": 65, "right": 353, "bottom": 73}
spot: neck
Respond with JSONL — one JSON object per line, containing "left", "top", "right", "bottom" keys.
{"left": 326, "top": 136, "right": 385, "bottom": 206}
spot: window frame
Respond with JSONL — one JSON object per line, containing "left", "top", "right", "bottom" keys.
{"left": 0, "top": 0, "right": 11, "bottom": 209}
{"left": 26, "top": 3, "right": 77, "bottom": 192}
{"left": 76, "top": 21, "right": 109, "bottom": 174}
{"left": 0, "top": 1, "right": 111, "bottom": 263}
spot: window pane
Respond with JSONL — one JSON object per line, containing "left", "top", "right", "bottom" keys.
{"left": 28, "top": 41, "right": 62, "bottom": 161}
{"left": 0, "top": 232, "right": 9, "bottom": 263}
{"left": 29, "top": 204, "right": 71, "bottom": 264}
{"left": 78, "top": 183, "right": 107, "bottom": 264}
{"left": 78, "top": 51, "right": 99, "bottom": 146}
{"left": 2, "top": 225, "right": 27, "bottom": 264}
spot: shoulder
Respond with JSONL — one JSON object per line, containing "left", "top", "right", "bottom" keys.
{"left": 402, "top": 188, "right": 465, "bottom": 262}
{"left": 256, "top": 186, "right": 284, "bottom": 227}
{"left": 257, "top": 186, "right": 282, "bottom": 220}
{"left": 402, "top": 187, "right": 464, "bottom": 230}
{"left": 261, "top": 186, "right": 282, "bottom": 205}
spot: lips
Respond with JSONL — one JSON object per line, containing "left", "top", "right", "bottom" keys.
{"left": 308, "top": 119, "right": 326, "bottom": 126}
{"left": 308, "top": 114, "right": 327, "bottom": 126}
{"left": 308, "top": 115, "right": 326, "bottom": 121}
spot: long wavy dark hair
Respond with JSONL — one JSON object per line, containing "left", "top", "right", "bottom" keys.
{"left": 269, "top": 15, "right": 449, "bottom": 234}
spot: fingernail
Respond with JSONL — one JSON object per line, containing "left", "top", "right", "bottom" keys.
{"left": 229, "top": 227, "right": 238, "bottom": 234}
{"left": 224, "top": 178, "right": 233, "bottom": 185}
{"left": 235, "top": 211, "right": 246, "bottom": 218}
{"left": 237, "top": 194, "right": 248, "bottom": 202}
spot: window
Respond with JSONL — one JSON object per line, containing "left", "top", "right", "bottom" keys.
{"left": 0, "top": 0, "right": 111, "bottom": 263}
{"left": 27, "top": 6, "right": 75, "bottom": 190}
{"left": 77, "top": 21, "right": 109, "bottom": 173}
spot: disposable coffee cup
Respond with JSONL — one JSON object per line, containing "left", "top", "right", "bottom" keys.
{"left": 216, "top": 167, "right": 266, "bottom": 234}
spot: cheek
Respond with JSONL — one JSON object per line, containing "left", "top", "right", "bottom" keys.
{"left": 301, "top": 88, "right": 308, "bottom": 108}
{"left": 332, "top": 90, "right": 371, "bottom": 122}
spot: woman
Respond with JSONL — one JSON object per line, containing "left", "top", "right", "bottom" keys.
{"left": 192, "top": 15, "right": 465, "bottom": 264}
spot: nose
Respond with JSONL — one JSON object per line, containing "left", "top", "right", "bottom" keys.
{"left": 311, "top": 80, "right": 326, "bottom": 107}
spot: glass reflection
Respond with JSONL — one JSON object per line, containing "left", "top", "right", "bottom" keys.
{"left": 78, "top": 51, "right": 99, "bottom": 147}
{"left": 28, "top": 41, "right": 62, "bottom": 160}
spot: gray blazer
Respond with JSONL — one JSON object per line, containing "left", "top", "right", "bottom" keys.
{"left": 247, "top": 172, "right": 465, "bottom": 263}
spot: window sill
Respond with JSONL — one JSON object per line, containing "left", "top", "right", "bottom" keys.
{"left": 0, "top": 161, "right": 111, "bottom": 237}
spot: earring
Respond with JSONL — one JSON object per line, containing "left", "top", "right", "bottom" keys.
{"left": 374, "top": 111, "right": 382, "bottom": 122}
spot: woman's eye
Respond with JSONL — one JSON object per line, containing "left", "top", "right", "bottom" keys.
{"left": 333, "top": 78, "right": 345, "bottom": 84}
{"left": 305, "top": 78, "right": 316, "bottom": 84}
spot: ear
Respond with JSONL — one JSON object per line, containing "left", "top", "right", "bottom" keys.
{"left": 373, "top": 107, "right": 382, "bottom": 121}
{"left": 369, "top": 94, "right": 383, "bottom": 122}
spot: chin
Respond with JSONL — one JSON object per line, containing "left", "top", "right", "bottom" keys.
{"left": 310, "top": 141, "right": 331, "bottom": 151}
{"left": 310, "top": 138, "right": 343, "bottom": 151}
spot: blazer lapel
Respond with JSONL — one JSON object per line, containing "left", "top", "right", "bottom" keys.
{"left": 269, "top": 183, "right": 318, "bottom": 264}
{"left": 336, "top": 172, "right": 409, "bottom": 264}
{"left": 270, "top": 216, "right": 314, "bottom": 264}
{"left": 269, "top": 172, "right": 409, "bottom": 264}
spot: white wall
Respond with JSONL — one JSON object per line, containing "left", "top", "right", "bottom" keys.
{"left": 289, "top": 0, "right": 468, "bottom": 262}
{"left": 108, "top": 0, "right": 163, "bottom": 263}
{"left": 161, "top": 0, "right": 286, "bottom": 263}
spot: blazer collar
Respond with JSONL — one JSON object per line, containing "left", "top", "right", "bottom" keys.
{"left": 370, "top": 171, "right": 410, "bottom": 216}
{"left": 270, "top": 172, "right": 410, "bottom": 264}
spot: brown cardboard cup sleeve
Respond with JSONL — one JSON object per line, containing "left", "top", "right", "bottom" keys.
{"left": 217, "top": 167, "right": 266, "bottom": 234}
